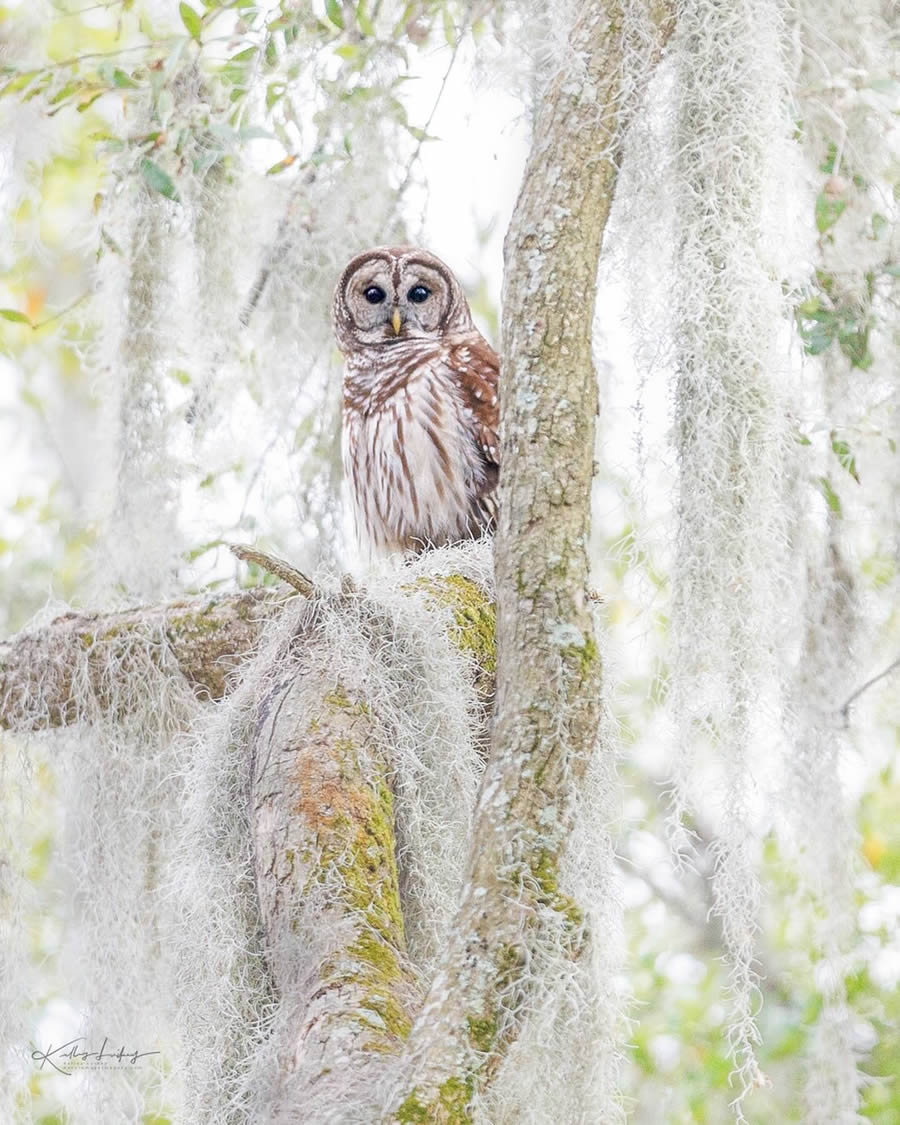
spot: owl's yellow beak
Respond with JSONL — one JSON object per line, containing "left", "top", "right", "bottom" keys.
{"left": 391, "top": 308, "right": 403, "bottom": 336}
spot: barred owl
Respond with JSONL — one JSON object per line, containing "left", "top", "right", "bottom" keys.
{"left": 333, "top": 246, "right": 499, "bottom": 555}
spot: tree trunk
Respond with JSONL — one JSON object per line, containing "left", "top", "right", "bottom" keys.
{"left": 381, "top": 4, "right": 673, "bottom": 1120}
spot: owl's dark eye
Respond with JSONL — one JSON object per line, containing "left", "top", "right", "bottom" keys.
{"left": 364, "top": 285, "right": 386, "bottom": 304}
{"left": 408, "top": 285, "right": 430, "bottom": 304}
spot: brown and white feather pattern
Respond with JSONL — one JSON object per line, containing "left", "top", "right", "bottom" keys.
{"left": 333, "top": 246, "right": 499, "bottom": 555}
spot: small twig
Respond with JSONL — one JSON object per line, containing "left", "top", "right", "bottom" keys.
{"left": 187, "top": 170, "right": 315, "bottom": 424}
{"left": 31, "top": 292, "right": 91, "bottom": 330}
{"left": 229, "top": 545, "right": 315, "bottom": 596}
{"left": 839, "top": 653, "right": 900, "bottom": 721}
{"left": 238, "top": 169, "right": 316, "bottom": 328}
{"left": 394, "top": 27, "right": 465, "bottom": 208}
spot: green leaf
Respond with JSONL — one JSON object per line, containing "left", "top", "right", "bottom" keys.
{"left": 48, "top": 80, "right": 80, "bottom": 106}
{"left": 818, "top": 141, "right": 837, "bottom": 175}
{"left": 184, "top": 538, "right": 225, "bottom": 563}
{"left": 266, "top": 82, "right": 285, "bottom": 110}
{"left": 793, "top": 431, "right": 812, "bottom": 446}
{"left": 22, "top": 74, "right": 53, "bottom": 102}
{"left": 831, "top": 435, "right": 860, "bottom": 483}
{"left": 334, "top": 44, "right": 360, "bottom": 59}
{"left": 356, "top": 0, "right": 375, "bottom": 36}
{"left": 179, "top": 2, "right": 203, "bottom": 41}
{"left": 0, "top": 70, "right": 38, "bottom": 97}
{"left": 266, "top": 154, "right": 298, "bottom": 175}
{"left": 815, "top": 192, "right": 846, "bottom": 234}
{"left": 75, "top": 90, "right": 105, "bottom": 113}
{"left": 800, "top": 326, "right": 832, "bottom": 355}
{"left": 112, "top": 68, "right": 139, "bottom": 89}
{"left": 795, "top": 295, "right": 824, "bottom": 318}
{"left": 837, "top": 321, "right": 873, "bottom": 370}
{"left": 871, "top": 212, "right": 888, "bottom": 239}
{"left": 0, "top": 308, "right": 32, "bottom": 324}
{"left": 817, "top": 476, "right": 842, "bottom": 517}
{"left": 139, "top": 157, "right": 181, "bottom": 202}
{"left": 221, "top": 46, "right": 257, "bottom": 91}
{"left": 325, "top": 0, "right": 344, "bottom": 29}
{"left": 442, "top": 7, "right": 455, "bottom": 46}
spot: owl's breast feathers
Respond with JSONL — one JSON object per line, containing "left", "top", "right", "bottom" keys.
{"left": 342, "top": 331, "right": 500, "bottom": 554}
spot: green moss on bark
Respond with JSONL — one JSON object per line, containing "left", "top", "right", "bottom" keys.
{"left": 466, "top": 1013, "right": 498, "bottom": 1054}
{"left": 393, "top": 1075, "right": 475, "bottom": 1124}
{"left": 530, "top": 848, "right": 585, "bottom": 932}
{"left": 307, "top": 729, "right": 411, "bottom": 1049}
{"left": 413, "top": 575, "right": 496, "bottom": 676}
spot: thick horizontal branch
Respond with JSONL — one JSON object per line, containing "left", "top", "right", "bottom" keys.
{"left": 0, "top": 571, "right": 496, "bottom": 736}
{"left": 0, "top": 588, "right": 285, "bottom": 731}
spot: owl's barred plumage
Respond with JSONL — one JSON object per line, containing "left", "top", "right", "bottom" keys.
{"left": 333, "top": 246, "right": 499, "bottom": 555}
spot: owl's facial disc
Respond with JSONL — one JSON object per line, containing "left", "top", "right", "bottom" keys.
{"left": 343, "top": 257, "right": 451, "bottom": 344}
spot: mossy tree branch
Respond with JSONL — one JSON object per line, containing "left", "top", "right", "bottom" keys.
{"left": 0, "top": 589, "right": 284, "bottom": 731}
{"left": 251, "top": 647, "right": 421, "bottom": 1117}
{"left": 242, "top": 572, "right": 496, "bottom": 1113}
{"left": 0, "top": 575, "right": 493, "bottom": 735}
{"left": 0, "top": 568, "right": 497, "bottom": 1113}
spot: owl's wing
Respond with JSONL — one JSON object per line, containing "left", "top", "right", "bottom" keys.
{"left": 447, "top": 333, "right": 499, "bottom": 534}
{"left": 449, "top": 333, "right": 500, "bottom": 473}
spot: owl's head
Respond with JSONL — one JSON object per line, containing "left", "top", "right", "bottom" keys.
{"left": 332, "top": 245, "right": 474, "bottom": 353}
